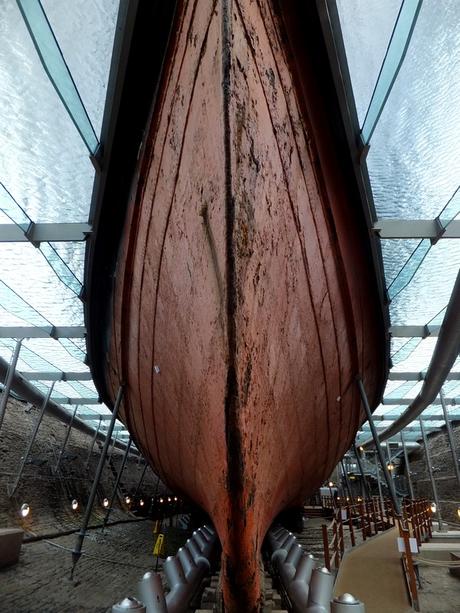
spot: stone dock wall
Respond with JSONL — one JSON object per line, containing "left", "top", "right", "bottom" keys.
{"left": 0, "top": 396, "right": 167, "bottom": 537}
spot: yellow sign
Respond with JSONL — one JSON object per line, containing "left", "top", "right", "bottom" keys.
{"left": 153, "top": 520, "right": 160, "bottom": 534}
{"left": 153, "top": 533, "right": 165, "bottom": 556}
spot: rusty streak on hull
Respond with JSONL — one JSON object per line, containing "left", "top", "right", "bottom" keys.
{"left": 101, "top": 1, "right": 387, "bottom": 610}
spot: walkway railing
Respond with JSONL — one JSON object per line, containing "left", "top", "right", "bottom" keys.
{"left": 321, "top": 496, "right": 432, "bottom": 612}
{"left": 321, "top": 496, "right": 396, "bottom": 571}
{"left": 397, "top": 498, "right": 432, "bottom": 611}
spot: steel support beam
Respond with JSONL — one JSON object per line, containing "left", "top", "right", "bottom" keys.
{"left": 8, "top": 381, "right": 56, "bottom": 498}
{"left": 0, "top": 340, "right": 22, "bottom": 431}
{"left": 0, "top": 222, "right": 91, "bottom": 243}
{"left": 0, "top": 326, "right": 86, "bottom": 339}
{"left": 389, "top": 372, "right": 460, "bottom": 381}
{"left": 340, "top": 459, "right": 354, "bottom": 503}
{"left": 107, "top": 431, "right": 119, "bottom": 463}
{"left": 79, "top": 413, "right": 113, "bottom": 421}
{"left": 85, "top": 416, "right": 102, "bottom": 469}
{"left": 357, "top": 378, "right": 401, "bottom": 514}
{"left": 19, "top": 371, "right": 92, "bottom": 381}
{"left": 353, "top": 443, "right": 370, "bottom": 499}
{"left": 373, "top": 453, "right": 385, "bottom": 508}
{"left": 400, "top": 431, "right": 415, "bottom": 500}
{"left": 374, "top": 219, "right": 460, "bottom": 239}
{"left": 361, "top": 413, "right": 460, "bottom": 422}
{"left": 390, "top": 325, "right": 440, "bottom": 338}
{"left": 382, "top": 397, "right": 460, "bottom": 406}
{"left": 60, "top": 398, "right": 100, "bottom": 405}
{"left": 54, "top": 405, "right": 79, "bottom": 473}
{"left": 71, "top": 387, "right": 123, "bottom": 577}
{"left": 440, "top": 389, "right": 460, "bottom": 487}
{"left": 103, "top": 437, "right": 132, "bottom": 527}
{"left": 419, "top": 417, "right": 442, "bottom": 530}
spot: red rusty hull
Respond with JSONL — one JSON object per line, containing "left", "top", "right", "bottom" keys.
{"left": 102, "top": 1, "right": 386, "bottom": 610}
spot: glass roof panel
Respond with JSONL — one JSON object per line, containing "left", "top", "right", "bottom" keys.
{"left": 49, "top": 241, "right": 86, "bottom": 284}
{"left": 336, "top": 0, "right": 402, "bottom": 124}
{"left": 0, "top": 0, "right": 455, "bottom": 449}
{"left": 0, "top": 243, "right": 83, "bottom": 326}
{"left": 337, "top": 0, "right": 460, "bottom": 444}
{"left": 367, "top": 0, "right": 460, "bottom": 219}
{"left": 0, "top": 1, "right": 94, "bottom": 222}
{"left": 41, "top": 0, "right": 119, "bottom": 136}
{"left": 389, "top": 240, "right": 460, "bottom": 325}
{"left": 0, "top": 0, "right": 126, "bottom": 442}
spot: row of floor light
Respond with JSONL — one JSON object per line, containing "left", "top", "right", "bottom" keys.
{"left": 18, "top": 494, "right": 180, "bottom": 518}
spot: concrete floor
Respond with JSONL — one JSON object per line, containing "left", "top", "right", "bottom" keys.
{"left": 0, "top": 520, "right": 162, "bottom": 612}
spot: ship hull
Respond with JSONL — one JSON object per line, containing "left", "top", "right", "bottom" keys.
{"left": 100, "top": 1, "right": 386, "bottom": 610}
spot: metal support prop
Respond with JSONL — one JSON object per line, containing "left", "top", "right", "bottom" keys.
{"left": 440, "top": 389, "right": 460, "bottom": 487}
{"left": 386, "top": 441, "right": 393, "bottom": 474}
{"left": 71, "top": 386, "right": 123, "bottom": 577}
{"left": 0, "top": 339, "right": 22, "bottom": 431}
{"left": 85, "top": 416, "right": 102, "bottom": 469}
{"left": 103, "top": 436, "right": 132, "bottom": 527}
{"left": 400, "top": 430, "right": 415, "bottom": 500}
{"left": 8, "top": 381, "right": 55, "bottom": 498}
{"left": 353, "top": 443, "right": 370, "bottom": 499}
{"left": 133, "top": 463, "right": 148, "bottom": 500}
{"left": 419, "top": 416, "right": 442, "bottom": 531}
{"left": 357, "top": 377, "right": 401, "bottom": 514}
{"left": 54, "top": 404, "right": 79, "bottom": 473}
{"left": 340, "top": 460, "right": 354, "bottom": 503}
{"left": 107, "top": 430, "right": 119, "bottom": 463}
{"left": 374, "top": 452, "right": 385, "bottom": 508}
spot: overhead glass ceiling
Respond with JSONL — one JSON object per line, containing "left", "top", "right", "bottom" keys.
{"left": 0, "top": 0, "right": 130, "bottom": 443}
{"left": 336, "top": 0, "right": 460, "bottom": 445}
{"left": 0, "top": 0, "right": 458, "bottom": 455}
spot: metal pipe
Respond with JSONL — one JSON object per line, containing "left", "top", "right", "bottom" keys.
{"left": 440, "top": 389, "right": 460, "bottom": 487}
{"left": 0, "top": 339, "right": 22, "bottom": 430}
{"left": 107, "top": 430, "right": 119, "bottom": 463}
{"left": 103, "top": 436, "right": 132, "bottom": 527}
{"left": 340, "top": 459, "right": 354, "bottom": 503}
{"left": 374, "top": 452, "right": 385, "bottom": 508}
{"left": 400, "top": 430, "right": 415, "bottom": 500}
{"left": 386, "top": 442, "right": 395, "bottom": 486}
{"left": 71, "top": 386, "right": 123, "bottom": 577}
{"left": 357, "top": 377, "right": 401, "bottom": 514}
{"left": 8, "top": 381, "right": 55, "bottom": 498}
{"left": 419, "top": 416, "right": 442, "bottom": 531}
{"left": 54, "top": 404, "right": 79, "bottom": 473}
{"left": 362, "top": 269, "right": 460, "bottom": 447}
{"left": 85, "top": 416, "right": 102, "bottom": 469}
{"left": 353, "top": 443, "right": 370, "bottom": 499}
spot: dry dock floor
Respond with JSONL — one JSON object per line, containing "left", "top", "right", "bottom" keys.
{"left": 0, "top": 519, "right": 161, "bottom": 612}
